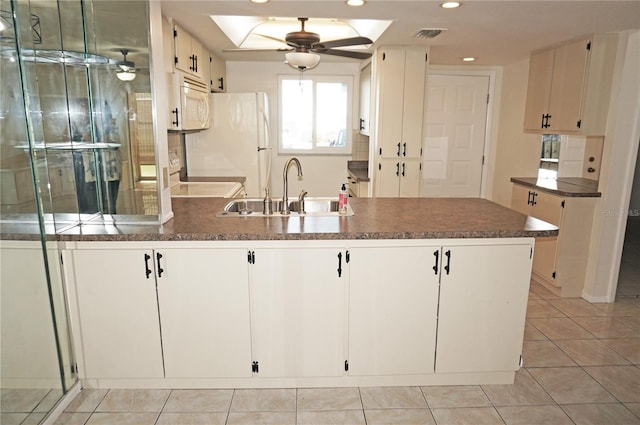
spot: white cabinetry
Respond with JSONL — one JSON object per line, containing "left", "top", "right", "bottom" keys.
{"left": 372, "top": 47, "right": 428, "bottom": 197}
{"left": 70, "top": 248, "right": 164, "bottom": 379}
{"left": 359, "top": 63, "right": 371, "bottom": 135}
{"left": 249, "top": 247, "right": 347, "bottom": 378}
{"left": 435, "top": 243, "right": 532, "bottom": 373}
{"left": 523, "top": 34, "right": 618, "bottom": 135}
{"left": 209, "top": 51, "right": 226, "bottom": 93}
{"left": 156, "top": 248, "right": 251, "bottom": 378}
{"left": 348, "top": 245, "right": 439, "bottom": 376}
{"left": 173, "top": 24, "right": 205, "bottom": 80}
{"left": 511, "top": 184, "right": 597, "bottom": 296}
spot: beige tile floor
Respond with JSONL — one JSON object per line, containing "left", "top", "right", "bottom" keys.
{"left": 2, "top": 282, "right": 639, "bottom": 425}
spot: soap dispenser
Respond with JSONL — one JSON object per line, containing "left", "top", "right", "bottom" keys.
{"left": 339, "top": 183, "right": 348, "bottom": 214}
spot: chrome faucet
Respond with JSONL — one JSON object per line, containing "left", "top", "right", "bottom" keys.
{"left": 281, "top": 157, "right": 303, "bottom": 215}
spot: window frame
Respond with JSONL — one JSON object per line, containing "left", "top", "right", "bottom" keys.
{"left": 277, "top": 74, "right": 353, "bottom": 155}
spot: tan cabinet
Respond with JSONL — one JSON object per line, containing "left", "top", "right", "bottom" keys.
{"left": 173, "top": 24, "right": 205, "bottom": 80}
{"left": 358, "top": 63, "right": 371, "bottom": 135}
{"left": 523, "top": 33, "right": 618, "bottom": 135}
{"left": 209, "top": 51, "right": 226, "bottom": 93}
{"left": 373, "top": 47, "right": 428, "bottom": 197}
{"left": 511, "top": 183, "right": 597, "bottom": 296}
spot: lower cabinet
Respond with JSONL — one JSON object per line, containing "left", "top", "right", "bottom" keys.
{"left": 348, "top": 245, "right": 439, "bottom": 375}
{"left": 435, "top": 243, "right": 533, "bottom": 373}
{"left": 248, "top": 247, "right": 347, "bottom": 378}
{"left": 67, "top": 238, "right": 533, "bottom": 385}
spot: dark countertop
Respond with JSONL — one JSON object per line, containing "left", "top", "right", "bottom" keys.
{"left": 347, "top": 160, "right": 369, "bottom": 182}
{"left": 9, "top": 197, "right": 559, "bottom": 242}
{"left": 511, "top": 177, "right": 601, "bottom": 197}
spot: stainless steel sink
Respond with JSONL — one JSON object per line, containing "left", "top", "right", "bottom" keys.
{"left": 216, "top": 197, "right": 354, "bottom": 217}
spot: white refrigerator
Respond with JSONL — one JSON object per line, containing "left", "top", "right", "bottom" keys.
{"left": 185, "top": 92, "right": 271, "bottom": 197}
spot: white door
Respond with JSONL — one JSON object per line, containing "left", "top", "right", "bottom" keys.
{"left": 157, "top": 249, "right": 252, "bottom": 378}
{"left": 436, "top": 243, "right": 533, "bottom": 373}
{"left": 349, "top": 245, "right": 440, "bottom": 376}
{"left": 72, "top": 249, "right": 164, "bottom": 379}
{"left": 249, "top": 247, "right": 347, "bottom": 378}
{"left": 422, "top": 74, "right": 489, "bottom": 197}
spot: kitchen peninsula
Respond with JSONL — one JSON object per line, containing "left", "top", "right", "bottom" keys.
{"left": 21, "top": 198, "right": 558, "bottom": 389}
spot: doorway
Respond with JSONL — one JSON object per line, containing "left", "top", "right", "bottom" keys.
{"left": 422, "top": 74, "right": 490, "bottom": 197}
{"left": 618, "top": 146, "right": 640, "bottom": 298}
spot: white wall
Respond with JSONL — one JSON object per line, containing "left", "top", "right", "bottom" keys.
{"left": 225, "top": 61, "right": 360, "bottom": 198}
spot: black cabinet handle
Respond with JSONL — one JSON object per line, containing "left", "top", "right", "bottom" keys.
{"left": 218, "top": 77, "right": 224, "bottom": 91}
{"left": 156, "top": 252, "right": 164, "bottom": 278}
{"left": 337, "top": 252, "right": 343, "bottom": 277}
{"left": 433, "top": 250, "right": 439, "bottom": 275}
{"left": 194, "top": 55, "right": 198, "bottom": 72}
{"left": 395, "top": 162, "right": 400, "bottom": 176}
{"left": 144, "top": 253, "right": 152, "bottom": 279}
{"left": 403, "top": 143, "right": 407, "bottom": 157}
{"left": 359, "top": 118, "right": 365, "bottom": 131}
{"left": 444, "top": 250, "right": 451, "bottom": 275}
{"left": 171, "top": 108, "right": 179, "bottom": 127}
{"left": 531, "top": 192, "right": 537, "bottom": 206}
{"left": 402, "top": 163, "right": 405, "bottom": 177}
{"left": 527, "top": 191, "right": 533, "bottom": 206}
{"left": 189, "top": 54, "right": 195, "bottom": 72}
{"left": 397, "top": 142, "right": 401, "bottom": 156}
{"left": 540, "top": 114, "right": 545, "bottom": 129}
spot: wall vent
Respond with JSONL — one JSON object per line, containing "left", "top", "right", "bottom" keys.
{"left": 414, "top": 28, "right": 446, "bottom": 39}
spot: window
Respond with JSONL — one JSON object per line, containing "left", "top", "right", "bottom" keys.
{"left": 278, "top": 75, "right": 353, "bottom": 154}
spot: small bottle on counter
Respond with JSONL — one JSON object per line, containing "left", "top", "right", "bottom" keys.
{"left": 339, "top": 183, "right": 348, "bottom": 214}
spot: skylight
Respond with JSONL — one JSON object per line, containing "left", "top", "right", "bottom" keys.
{"left": 211, "top": 16, "right": 391, "bottom": 50}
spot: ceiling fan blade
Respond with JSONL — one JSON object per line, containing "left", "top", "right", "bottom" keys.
{"left": 223, "top": 48, "right": 293, "bottom": 52}
{"left": 313, "top": 36, "right": 373, "bottom": 49}
{"left": 314, "top": 48, "right": 372, "bottom": 60}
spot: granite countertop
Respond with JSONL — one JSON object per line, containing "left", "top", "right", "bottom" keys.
{"left": 10, "top": 197, "right": 559, "bottom": 242}
{"left": 511, "top": 177, "right": 601, "bottom": 197}
{"left": 347, "top": 160, "right": 369, "bottom": 182}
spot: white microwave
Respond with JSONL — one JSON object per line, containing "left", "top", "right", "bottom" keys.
{"left": 168, "top": 72, "right": 210, "bottom": 131}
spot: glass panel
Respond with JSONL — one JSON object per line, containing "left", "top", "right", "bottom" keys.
{"left": 315, "top": 82, "right": 347, "bottom": 148}
{"left": 538, "top": 134, "right": 560, "bottom": 179}
{"left": 281, "top": 79, "right": 313, "bottom": 150}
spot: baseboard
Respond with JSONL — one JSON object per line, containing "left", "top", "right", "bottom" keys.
{"left": 581, "top": 292, "right": 615, "bottom": 303}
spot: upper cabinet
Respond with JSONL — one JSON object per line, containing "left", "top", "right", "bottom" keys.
{"left": 209, "top": 51, "right": 227, "bottom": 93}
{"left": 173, "top": 24, "right": 205, "bottom": 81}
{"left": 359, "top": 62, "right": 371, "bottom": 136}
{"left": 372, "top": 47, "right": 428, "bottom": 197}
{"left": 523, "top": 33, "right": 618, "bottom": 135}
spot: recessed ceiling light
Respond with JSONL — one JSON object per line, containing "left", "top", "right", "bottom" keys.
{"left": 347, "top": 0, "right": 365, "bottom": 5}
{"left": 441, "top": 1, "right": 461, "bottom": 8}
{"left": 251, "top": 0, "right": 269, "bottom": 3}
{"left": 462, "top": 57, "right": 476, "bottom": 62}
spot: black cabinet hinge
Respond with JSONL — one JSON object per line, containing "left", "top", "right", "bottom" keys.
{"left": 577, "top": 119, "right": 582, "bottom": 129}
{"left": 530, "top": 247, "right": 533, "bottom": 259}
{"left": 60, "top": 253, "right": 64, "bottom": 264}
{"left": 251, "top": 361, "right": 259, "bottom": 373}
{"left": 561, "top": 200, "right": 565, "bottom": 208}
{"left": 382, "top": 52, "right": 386, "bottom": 60}
{"left": 586, "top": 41, "right": 591, "bottom": 51}
{"left": 552, "top": 271, "right": 557, "bottom": 279}
{"left": 379, "top": 147, "right": 382, "bottom": 155}
{"left": 378, "top": 163, "right": 381, "bottom": 171}
{"left": 173, "top": 29, "right": 177, "bottom": 38}
{"left": 247, "top": 250, "right": 255, "bottom": 264}
{"left": 70, "top": 363, "right": 78, "bottom": 374}
{"left": 344, "top": 360, "right": 349, "bottom": 371}
{"left": 425, "top": 52, "right": 428, "bottom": 62}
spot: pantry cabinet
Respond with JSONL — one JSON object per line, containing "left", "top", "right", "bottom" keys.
{"left": 511, "top": 183, "right": 597, "bottom": 296}
{"left": 248, "top": 247, "right": 347, "bottom": 378}
{"left": 173, "top": 24, "right": 205, "bottom": 80}
{"left": 435, "top": 243, "right": 532, "bottom": 373}
{"left": 372, "top": 47, "right": 428, "bottom": 197}
{"left": 70, "top": 248, "right": 164, "bottom": 379}
{"left": 523, "top": 33, "right": 618, "bottom": 135}
{"left": 156, "top": 248, "right": 251, "bottom": 378}
{"left": 348, "top": 245, "right": 439, "bottom": 376}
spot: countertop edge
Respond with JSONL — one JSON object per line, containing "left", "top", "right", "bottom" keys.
{"left": 511, "top": 177, "right": 601, "bottom": 198}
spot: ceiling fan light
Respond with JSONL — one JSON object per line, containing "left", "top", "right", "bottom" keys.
{"left": 116, "top": 70, "right": 136, "bottom": 81}
{"left": 285, "top": 52, "right": 320, "bottom": 70}
{"left": 346, "top": 0, "right": 365, "bottom": 6}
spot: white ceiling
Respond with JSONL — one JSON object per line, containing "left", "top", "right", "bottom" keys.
{"left": 160, "top": 0, "right": 640, "bottom": 66}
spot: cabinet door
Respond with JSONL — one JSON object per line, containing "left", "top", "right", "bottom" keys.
{"left": 399, "top": 160, "right": 422, "bottom": 197}
{"left": 377, "top": 48, "right": 406, "bottom": 158}
{"left": 510, "top": 185, "right": 533, "bottom": 216}
{"left": 157, "top": 249, "right": 252, "bottom": 378}
{"left": 349, "top": 246, "right": 439, "bottom": 376}
{"left": 250, "top": 248, "right": 347, "bottom": 378}
{"left": 173, "top": 25, "right": 193, "bottom": 74}
{"left": 190, "top": 37, "right": 204, "bottom": 79}
{"left": 72, "top": 249, "right": 164, "bottom": 379}
{"left": 359, "top": 63, "right": 371, "bottom": 135}
{"left": 523, "top": 48, "right": 554, "bottom": 131}
{"left": 376, "top": 158, "right": 400, "bottom": 197}
{"left": 530, "top": 191, "right": 563, "bottom": 284}
{"left": 210, "top": 52, "right": 226, "bottom": 93}
{"left": 436, "top": 243, "right": 532, "bottom": 373}
{"left": 401, "top": 49, "right": 427, "bottom": 158}
{"left": 548, "top": 37, "right": 590, "bottom": 133}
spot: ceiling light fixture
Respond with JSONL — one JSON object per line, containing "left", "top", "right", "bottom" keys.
{"left": 251, "top": 0, "right": 269, "bottom": 3}
{"left": 346, "top": 0, "right": 365, "bottom": 6}
{"left": 440, "top": 1, "right": 461, "bottom": 8}
{"left": 116, "top": 49, "right": 136, "bottom": 81}
{"left": 285, "top": 51, "right": 320, "bottom": 71}
{"left": 462, "top": 57, "right": 476, "bottom": 62}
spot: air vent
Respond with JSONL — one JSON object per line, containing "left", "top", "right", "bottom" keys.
{"left": 414, "top": 28, "right": 446, "bottom": 39}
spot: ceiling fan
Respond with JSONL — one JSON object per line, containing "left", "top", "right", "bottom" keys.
{"left": 226, "top": 17, "right": 373, "bottom": 70}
